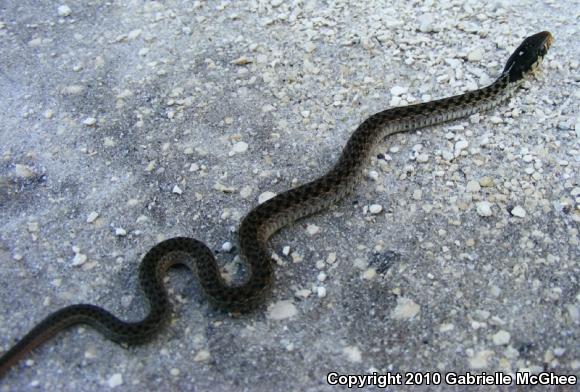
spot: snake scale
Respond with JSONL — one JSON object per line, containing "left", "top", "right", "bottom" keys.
{"left": 0, "top": 31, "right": 553, "bottom": 377}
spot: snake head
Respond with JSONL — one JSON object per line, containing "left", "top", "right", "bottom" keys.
{"left": 502, "top": 31, "right": 554, "bottom": 83}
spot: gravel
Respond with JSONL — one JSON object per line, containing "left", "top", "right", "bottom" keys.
{"left": 0, "top": 1, "right": 578, "bottom": 391}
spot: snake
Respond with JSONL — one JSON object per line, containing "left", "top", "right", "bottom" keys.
{"left": 0, "top": 31, "right": 553, "bottom": 377}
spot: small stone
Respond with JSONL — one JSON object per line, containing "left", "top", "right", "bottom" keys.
{"left": 566, "top": 304, "right": 579, "bottom": 323}
{"left": 476, "top": 201, "right": 493, "bottom": 217}
{"left": 115, "top": 228, "right": 127, "bottom": 236}
{"left": 57, "top": 5, "right": 72, "bottom": 17}
{"left": 258, "top": 191, "right": 276, "bottom": 204}
{"left": 479, "top": 177, "right": 494, "bottom": 187}
{"left": 232, "top": 141, "right": 248, "bottom": 153}
{"left": 306, "top": 224, "right": 320, "bottom": 235}
{"left": 295, "top": 289, "right": 311, "bottom": 299}
{"left": 390, "top": 86, "right": 407, "bottom": 96}
{"left": 170, "top": 368, "right": 180, "bottom": 376}
{"left": 469, "top": 350, "right": 494, "bottom": 369}
{"left": 467, "top": 48, "right": 484, "bottom": 62}
{"left": 416, "top": 153, "right": 429, "bottom": 163}
{"left": 316, "top": 286, "right": 327, "bottom": 298}
{"left": 369, "top": 204, "right": 383, "bottom": 214}
{"left": 442, "top": 150, "right": 454, "bottom": 161}
{"left": 368, "top": 170, "right": 380, "bottom": 181}
{"left": 271, "top": 0, "right": 284, "bottom": 7}
{"left": 267, "top": 300, "right": 298, "bottom": 320}
{"left": 127, "top": 29, "right": 141, "bottom": 40}
{"left": 412, "top": 190, "right": 422, "bottom": 200}
{"left": 492, "top": 330, "right": 511, "bottom": 345}
{"left": 466, "top": 180, "right": 481, "bottom": 192}
{"left": 362, "top": 268, "right": 377, "bottom": 280}
{"left": 553, "top": 348, "right": 566, "bottom": 357}
{"left": 391, "top": 297, "right": 420, "bottom": 320}
{"left": 86, "top": 211, "right": 99, "bottom": 223}
{"left": 343, "top": 346, "right": 362, "bottom": 363}
{"left": 44, "top": 109, "right": 54, "bottom": 119}
{"left": 83, "top": 117, "right": 97, "bottom": 126}
{"left": 107, "top": 373, "right": 123, "bottom": 388}
{"left": 194, "top": 350, "right": 211, "bottom": 362}
{"left": 14, "top": 164, "right": 35, "bottom": 178}
{"left": 214, "top": 183, "right": 236, "bottom": 193}
{"left": 282, "top": 246, "right": 290, "bottom": 256}
{"left": 71, "top": 252, "right": 87, "bottom": 266}
{"left": 239, "top": 186, "right": 252, "bottom": 198}
{"left": 221, "top": 242, "right": 233, "bottom": 252}
{"left": 172, "top": 185, "right": 183, "bottom": 194}
{"left": 510, "top": 206, "right": 526, "bottom": 218}
{"left": 455, "top": 140, "right": 469, "bottom": 153}
{"left": 417, "top": 14, "right": 435, "bottom": 32}
{"left": 231, "top": 56, "right": 252, "bottom": 65}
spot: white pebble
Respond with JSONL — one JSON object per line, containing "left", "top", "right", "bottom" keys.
{"left": 455, "top": 139, "right": 469, "bottom": 153}
{"left": 258, "top": 191, "right": 276, "bottom": 204}
{"left": 86, "top": 211, "right": 99, "bottom": 223}
{"left": 416, "top": 153, "right": 429, "bottom": 163}
{"left": 466, "top": 180, "right": 481, "bottom": 192}
{"left": 267, "top": 300, "right": 298, "bottom": 320}
{"left": 194, "top": 350, "right": 211, "bottom": 362}
{"left": 342, "top": 346, "right": 362, "bottom": 363}
{"left": 467, "top": 48, "right": 484, "bottom": 62}
{"left": 390, "top": 86, "right": 407, "bottom": 96}
{"left": 83, "top": 117, "right": 96, "bottom": 126}
{"left": 282, "top": 246, "right": 290, "bottom": 256}
{"left": 510, "top": 206, "right": 526, "bottom": 217}
{"left": 14, "top": 164, "right": 35, "bottom": 178}
{"left": 391, "top": 297, "right": 420, "bottom": 320}
{"left": 476, "top": 201, "right": 493, "bottom": 217}
{"left": 306, "top": 224, "right": 320, "bottom": 235}
{"left": 240, "top": 186, "right": 252, "bottom": 198}
{"left": 172, "top": 185, "right": 182, "bottom": 194}
{"left": 469, "top": 350, "right": 493, "bottom": 369}
{"left": 369, "top": 204, "right": 383, "bottom": 214}
{"left": 115, "top": 228, "right": 127, "bottom": 236}
{"left": 57, "top": 5, "right": 72, "bottom": 17}
{"left": 417, "top": 14, "right": 435, "bottom": 32}
{"left": 71, "top": 252, "right": 87, "bottom": 266}
{"left": 442, "top": 150, "right": 454, "bottom": 161}
{"left": 367, "top": 170, "right": 379, "bottom": 181}
{"left": 232, "top": 141, "right": 248, "bottom": 153}
{"left": 316, "top": 286, "right": 327, "bottom": 298}
{"left": 362, "top": 268, "right": 377, "bottom": 280}
{"left": 412, "top": 189, "right": 422, "bottom": 200}
{"left": 295, "top": 289, "right": 311, "bottom": 299}
{"left": 107, "top": 373, "right": 123, "bottom": 388}
{"left": 492, "top": 330, "right": 511, "bottom": 345}
{"left": 221, "top": 242, "right": 233, "bottom": 252}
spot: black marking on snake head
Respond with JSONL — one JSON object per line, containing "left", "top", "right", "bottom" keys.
{"left": 502, "top": 31, "right": 553, "bottom": 83}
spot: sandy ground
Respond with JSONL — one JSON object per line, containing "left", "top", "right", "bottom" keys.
{"left": 0, "top": 1, "right": 578, "bottom": 391}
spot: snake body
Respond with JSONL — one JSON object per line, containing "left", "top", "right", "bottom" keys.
{"left": 0, "top": 31, "right": 553, "bottom": 377}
